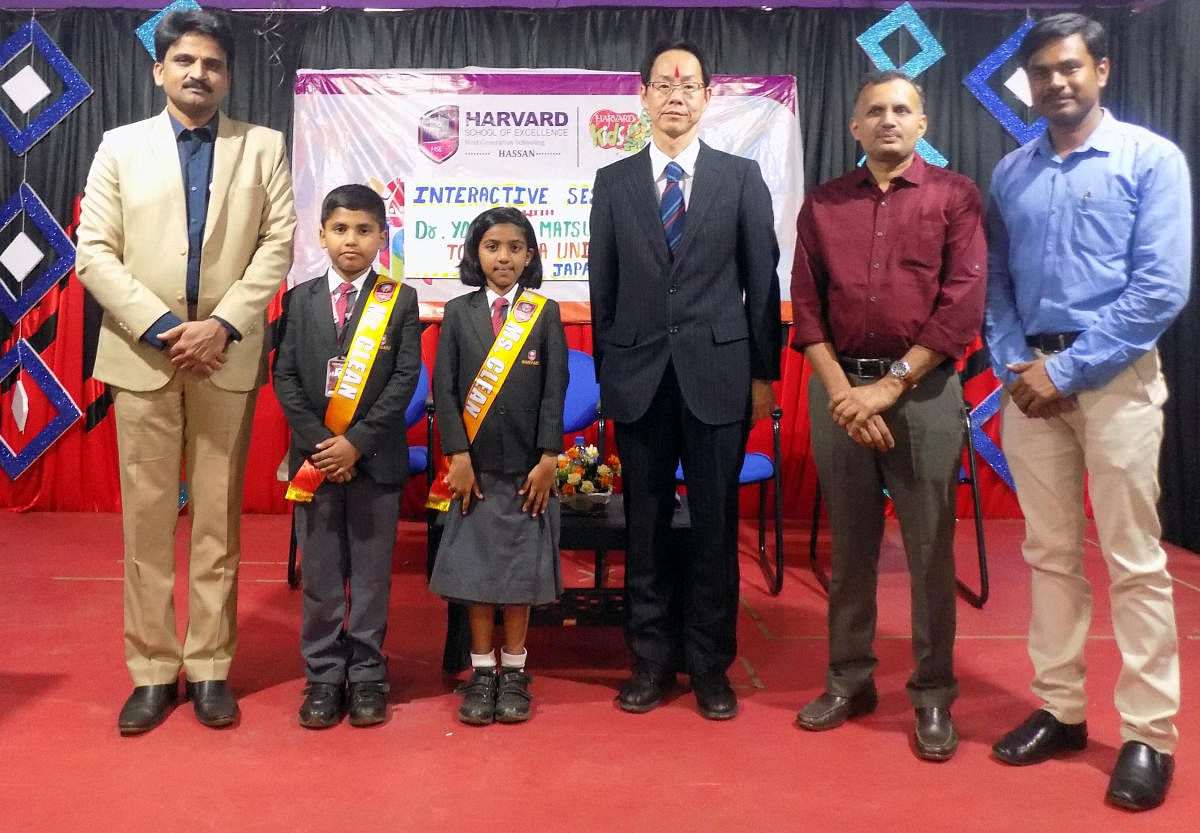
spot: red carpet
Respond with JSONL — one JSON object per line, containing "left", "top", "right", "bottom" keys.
{"left": 0, "top": 512, "right": 1196, "bottom": 832}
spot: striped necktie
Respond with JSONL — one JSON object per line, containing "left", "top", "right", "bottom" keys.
{"left": 660, "top": 160, "right": 686, "bottom": 252}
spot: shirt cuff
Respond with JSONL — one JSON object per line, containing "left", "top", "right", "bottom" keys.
{"left": 141, "top": 312, "right": 184, "bottom": 350}
{"left": 212, "top": 316, "right": 242, "bottom": 343}
{"left": 1043, "top": 352, "right": 1078, "bottom": 396}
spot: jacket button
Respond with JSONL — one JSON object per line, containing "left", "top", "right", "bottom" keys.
{"left": 668, "top": 287, "right": 678, "bottom": 294}
{"left": 669, "top": 326, "right": 679, "bottom": 334}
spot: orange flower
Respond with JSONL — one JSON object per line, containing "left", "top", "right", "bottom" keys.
{"left": 557, "top": 458, "right": 569, "bottom": 470}
{"left": 566, "top": 446, "right": 580, "bottom": 459}
{"left": 561, "top": 483, "right": 576, "bottom": 496}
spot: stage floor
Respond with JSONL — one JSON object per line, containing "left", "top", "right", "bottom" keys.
{"left": 0, "top": 512, "right": 1196, "bottom": 832}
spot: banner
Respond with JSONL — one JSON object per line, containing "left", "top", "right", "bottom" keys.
{"left": 291, "top": 69, "right": 803, "bottom": 321}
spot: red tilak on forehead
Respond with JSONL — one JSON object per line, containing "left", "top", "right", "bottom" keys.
{"left": 674, "top": 65, "right": 680, "bottom": 78}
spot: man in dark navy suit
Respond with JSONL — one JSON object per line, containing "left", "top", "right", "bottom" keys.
{"left": 588, "top": 40, "right": 782, "bottom": 720}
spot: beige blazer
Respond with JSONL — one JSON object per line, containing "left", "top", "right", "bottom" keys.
{"left": 76, "top": 109, "right": 297, "bottom": 392}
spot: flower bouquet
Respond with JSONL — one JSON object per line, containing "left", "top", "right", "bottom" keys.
{"left": 556, "top": 439, "right": 621, "bottom": 515}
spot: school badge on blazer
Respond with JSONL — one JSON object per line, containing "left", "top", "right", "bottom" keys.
{"left": 521, "top": 348, "right": 540, "bottom": 367}
{"left": 513, "top": 299, "right": 537, "bottom": 323}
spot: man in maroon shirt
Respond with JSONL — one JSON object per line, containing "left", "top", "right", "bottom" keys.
{"left": 790, "top": 70, "right": 986, "bottom": 761}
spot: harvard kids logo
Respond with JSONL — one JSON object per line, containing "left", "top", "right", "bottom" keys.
{"left": 418, "top": 105, "right": 459, "bottom": 163}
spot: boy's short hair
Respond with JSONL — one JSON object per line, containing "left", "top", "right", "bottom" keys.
{"left": 640, "top": 39, "right": 711, "bottom": 88}
{"left": 1017, "top": 13, "right": 1108, "bottom": 68}
{"left": 154, "top": 8, "right": 235, "bottom": 68}
{"left": 458, "top": 206, "right": 543, "bottom": 289}
{"left": 320, "top": 184, "right": 387, "bottom": 230}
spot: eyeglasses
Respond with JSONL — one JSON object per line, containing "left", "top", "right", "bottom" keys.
{"left": 645, "top": 81, "right": 707, "bottom": 97}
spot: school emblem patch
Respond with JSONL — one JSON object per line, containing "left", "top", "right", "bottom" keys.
{"left": 373, "top": 280, "right": 396, "bottom": 302}
{"left": 513, "top": 299, "right": 537, "bottom": 322}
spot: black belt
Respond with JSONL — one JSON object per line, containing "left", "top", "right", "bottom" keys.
{"left": 837, "top": 356, "right": 894, "bottom": 378}
{"left": 1026, "top": 332, "right": 1081, "bottom": 353}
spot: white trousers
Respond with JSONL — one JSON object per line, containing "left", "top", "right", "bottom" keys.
{"left": 1001, "top": 348, "right": 1180, "bottom": 754}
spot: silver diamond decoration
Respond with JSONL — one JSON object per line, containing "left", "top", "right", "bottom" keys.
{"left": 11, "top": 378, "right": 28, "bottom": 433}
{"left": 2, "top": 64, "right": 52, "bottom": 114}
{"left": 1003, "top": 68, "right": 1033, "bottom": 108}
{"left": 0, "top": 230, "right": 44, "bottom": 284}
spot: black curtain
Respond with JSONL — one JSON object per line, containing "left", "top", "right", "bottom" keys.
{"left": 1, "top": 3, "right": 1196, "bottom": 548}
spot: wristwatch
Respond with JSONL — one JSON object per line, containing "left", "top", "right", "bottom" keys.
{"left": 888, "top": 359, "right": 916, "bottom": 389}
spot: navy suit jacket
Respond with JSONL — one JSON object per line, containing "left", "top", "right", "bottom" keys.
{"left": 273, "top": 272, "right": 421, "bottom": 486}
{"left": 588, "top": 141, "right": 782, "bottom": 425}
{"left": 433, "top": 289, "right": 568, "bottom": 475}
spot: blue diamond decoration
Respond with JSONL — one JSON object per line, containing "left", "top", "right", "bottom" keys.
{"left": 968, "top": 385, "right": 1014, "bottom": 491}
{"left": 964, "top": 19, "right": 1047, "bottom": 145}
{"left": 856, "top": 2, "right": 949, "bottom": 167}
{"left": 136, "top": 1, "right": 204, "bottom": 60}
{"left": 0, "top": 338, "right": 82, "bottom": 480}
{"left": 857, "top": 2, "right": 946, "bottom": 78}
{"left": 0, "top": 21, "right": 93, "bottom": 156}
{"left": 0, "top": 184, "right": 76, "bottom": 326}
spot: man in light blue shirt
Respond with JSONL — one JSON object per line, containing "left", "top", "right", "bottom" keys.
{"left": 984, "top": 13, "right": 1191, "bottom": 812}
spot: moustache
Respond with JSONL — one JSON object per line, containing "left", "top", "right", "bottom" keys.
{"left": 183, "top": 82, "right": 212, "bottom": 93}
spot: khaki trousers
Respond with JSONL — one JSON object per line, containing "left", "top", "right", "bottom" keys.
{"left": 113, "top": 374, "right": 257, "bottom": 686}
{"left": 1001, "top": 348, "right": 1180, "bottom": 753}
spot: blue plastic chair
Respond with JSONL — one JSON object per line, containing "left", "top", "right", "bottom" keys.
{"left": 563, "top": 349, "right": 603, "bottom": 441}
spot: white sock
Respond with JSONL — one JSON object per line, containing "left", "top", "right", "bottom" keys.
{"left": 470, "top": 650, "right": 496, "bottom": 669}
{"left": 501, "top": 647, "right": 527, "bottom": 670}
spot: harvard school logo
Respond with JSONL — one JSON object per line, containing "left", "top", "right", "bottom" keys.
{"left": 373, "top": 280, "right": 396, "bottom": 302}
{"left": 418, "top": 105, "right": 459, "bottom": 163}
{"left": 513, "top": 299, "right": 537, "bottom": 322}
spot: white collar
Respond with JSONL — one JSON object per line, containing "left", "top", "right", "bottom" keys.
{"left": 648, "top": 137, "right": 701, "bottom": 181}
{"left": 326, "top": 267, "right": 372, "bottom": 295}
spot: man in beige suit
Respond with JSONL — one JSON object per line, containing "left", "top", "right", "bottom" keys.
{"left": 75, "top": 9, "right": 296, "bottom": 734}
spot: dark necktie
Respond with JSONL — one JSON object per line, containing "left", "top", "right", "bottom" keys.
{"left": 491, "top": 297, "right": 509, "bottom": 337}
{"left": 334, "top": 281, "right": 356, "bottom": 335}
{"left": 661, "top": 160, "right": 686, "bottom": 252}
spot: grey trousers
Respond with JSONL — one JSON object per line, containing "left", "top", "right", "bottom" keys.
{"left": 296, "top": 473, "right": 400, "bottom": 685}
{"left": 808, "top": 363, "right": 963, "bottom": 707}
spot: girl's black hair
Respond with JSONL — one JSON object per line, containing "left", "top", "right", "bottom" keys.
{"left": 457, "top": 206, "right": 543, "bottom": 289}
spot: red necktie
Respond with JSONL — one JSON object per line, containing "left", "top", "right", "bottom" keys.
{"left": 491, "top": 297, "right": 508, "bottom": 337}
{"left": 333, "top": 281, "right": 355, "bottom": 334}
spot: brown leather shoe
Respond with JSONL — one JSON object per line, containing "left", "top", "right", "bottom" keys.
{"left": 1106, "top": 741, "right": 1174, "bottom": 811}
{"left": 992, "top": 709, "right": 1086, "bottom": 765}
{"left": 118, "top": 683, "right": 177, "bottom": 736}
{"left": 914, "top": 707, "right": 958, "bottom": 761}
{"left": 795, "top": 686, "right": 878, "bottom": 731}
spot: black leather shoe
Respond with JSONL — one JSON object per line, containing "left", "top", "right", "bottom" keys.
{"left": 495, "top": 669, "right": 534, "bottom": 723}
{"left": 298, "top": 682, "right": 345, "bottom": 729}
{"left": 185, "top": 680, "right": 239, "bottom": 728}
{"left": 456, "top": 668, "right": 497, "bottom": 726}
{"left": 992, "top": 709, "right": 1086, "bottom": 765}
{"left": 796, "top": 685, "right": 878, "bottom": 731}
{"left": 347, "top": 680, "right": 389, "bottom": 727}
{"left": 914, "top": 707, "right": 958, "bottom": 761}
{"left": 692, "top": 672, "right": 738, "bottom": 721}
{"left": 118, "top": 683, "right": 177, "bottom": 735}
{"left": 1106, "top": 741, "right": 1174, "bottom": 811}
{"left": 617, "top": 665, "right": 676, "bottom": 714}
